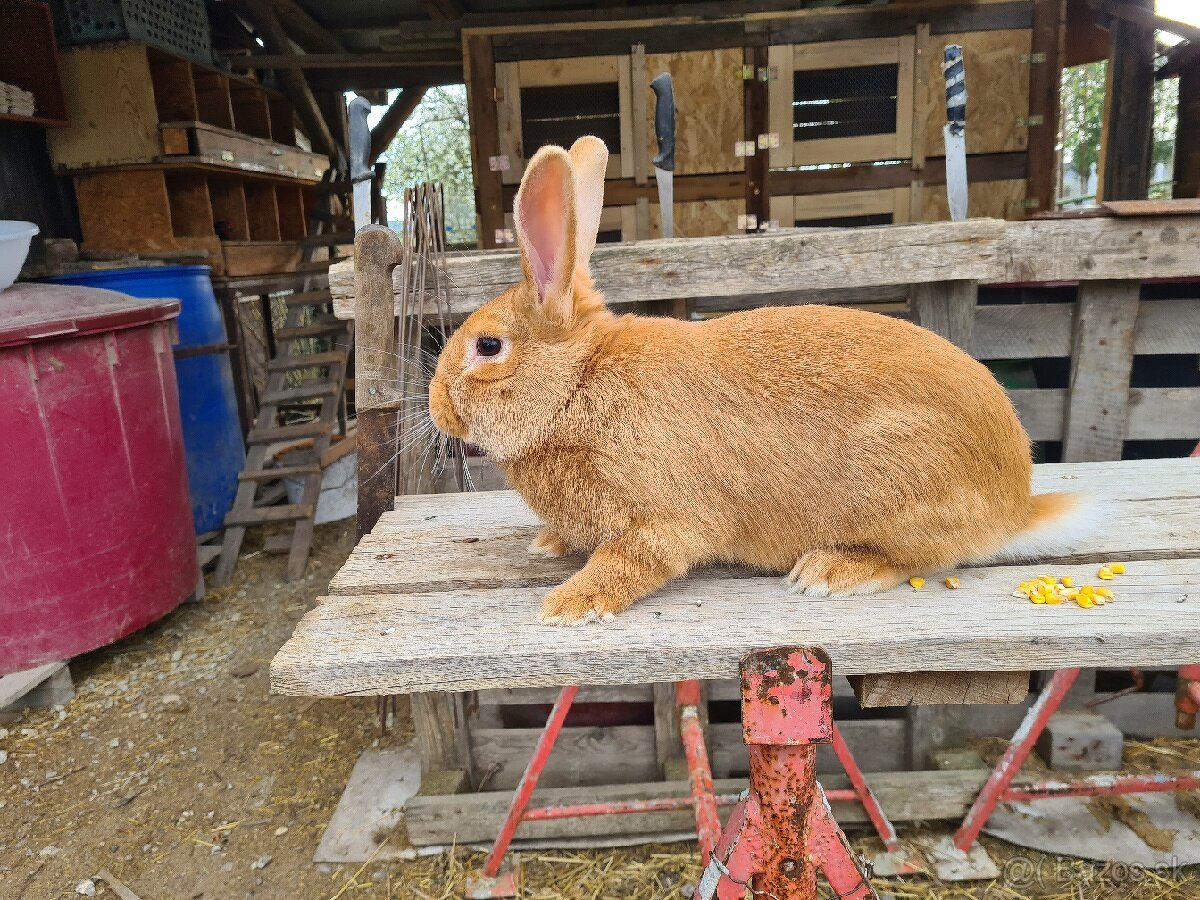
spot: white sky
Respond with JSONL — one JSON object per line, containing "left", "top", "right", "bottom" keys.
{"left": 1159, "top": 0, "right": 1200, "bottom": 32}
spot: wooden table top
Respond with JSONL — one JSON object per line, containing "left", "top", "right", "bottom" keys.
{"left": 271, "top": 458, "right": 1200, "bottom": 696}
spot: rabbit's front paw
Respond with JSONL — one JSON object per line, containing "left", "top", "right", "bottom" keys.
{"left": 786, "top": 549, "right": 905, "bottom": 597}
{"left": 528, "top": 528, "right": 572, "bottom": 559}
{"left": 538, "top": 583, "right": 620, "bottom": 625}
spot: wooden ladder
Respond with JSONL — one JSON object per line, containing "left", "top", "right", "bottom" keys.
{"left": 214, "top": 182, "right": 354, "bottom": 584}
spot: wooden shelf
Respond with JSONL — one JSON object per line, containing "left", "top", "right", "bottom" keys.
{"left": 0, "top": 112, "right": 67, "bottom": 127}
{"left": 48, "top": 43, "right": 317, "bottom": 174}
{"left": 0, "top": 1, "right": 68, "bottom": 127}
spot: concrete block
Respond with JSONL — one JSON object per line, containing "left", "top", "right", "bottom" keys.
{"left": 1035, "top": 711, "right": 1123, "bottom": 771}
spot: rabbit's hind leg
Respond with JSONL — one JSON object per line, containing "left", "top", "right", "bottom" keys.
{"left": 785, "top": 548, "right": 906, "bottom": 598}
{"left": 528, "top": 527, "right": 572, "bottom": 558}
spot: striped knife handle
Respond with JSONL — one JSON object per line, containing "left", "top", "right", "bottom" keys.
{"left": 943, "top": 44, "right": 966, "bottom": 135}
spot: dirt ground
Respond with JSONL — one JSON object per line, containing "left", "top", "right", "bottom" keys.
{"left": 3, "top": 523, "right": 1200, "bottom": 899}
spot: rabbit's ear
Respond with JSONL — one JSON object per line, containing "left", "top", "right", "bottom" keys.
{"left": 568, "top": 136, "right": 608, "bottom": 272}
{"left": 514, "top": 145, "right": 577, "bottom": 323}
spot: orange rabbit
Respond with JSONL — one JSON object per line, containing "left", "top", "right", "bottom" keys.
{"left": 429, "top": 136, "right": 1094, "bottom": 624}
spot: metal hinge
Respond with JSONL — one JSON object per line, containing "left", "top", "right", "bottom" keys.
{"left": 1017, "top": 114, "right": 1045, "bottom": 127}
{"left": 492, "top": 87, "right": 504, "bottom": 102}
{"left": 1020, "top": 52, "right": 1048, "bottom": 64}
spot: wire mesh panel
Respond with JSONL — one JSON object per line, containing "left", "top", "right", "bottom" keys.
{"left": 793, "top": 64, "right": 899, "bottom": 142}
{"left": 520, "top": 83, "right": 622, "bottom": 157}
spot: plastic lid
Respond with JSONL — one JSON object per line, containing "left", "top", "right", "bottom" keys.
{"left": 0, "top": 283, "right": 181, "bottom": 349}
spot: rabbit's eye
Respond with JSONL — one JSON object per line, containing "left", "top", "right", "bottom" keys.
{"left": 476, "top": 336, "right": 503, "bottom": 357}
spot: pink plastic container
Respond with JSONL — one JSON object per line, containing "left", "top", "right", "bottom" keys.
{"left": 0, "top": 283, "right": 199, "bottom": 675}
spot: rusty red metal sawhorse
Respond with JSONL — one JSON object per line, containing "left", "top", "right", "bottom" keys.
{"left": 927, "top": 664, "right": 1200, "bottom": 879}
{"left": 466, "top": 647, "right": 894, "bottom": 899}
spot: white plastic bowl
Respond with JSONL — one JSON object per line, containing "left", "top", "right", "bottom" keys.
{"left": 0, "top": 221, "right": 39, "bottom": 291}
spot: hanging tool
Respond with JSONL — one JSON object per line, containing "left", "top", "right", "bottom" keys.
{"left": 347, "top": 94, "right": 373, "bottom": 231}
{"left": 650, "top": 72, "right": 676, "bottom": 238}
{"left": 942, "top": 45, "right": 968, "bottom": 222}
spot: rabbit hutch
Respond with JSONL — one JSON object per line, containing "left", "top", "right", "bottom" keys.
{"left": 295, "top": 0, "right": 1200, "bottom": 855}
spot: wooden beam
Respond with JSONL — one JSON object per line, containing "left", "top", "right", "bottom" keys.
{"left": 743, "top": 45, "right": 769, "bottom": 229}
{"left": 240, "top": 0, "right": 341, "bottom": 162}
{"left": 465, "top": 35, "right": 504, "bottom": 249}
{"left": 1098, "top": 0, "right": 1200, "bottom": 44}
{"left": 1099, "top": 0, "right": 1156, "bottom": 202}
{"left": 369, "top": 86, "right": 429, "bottom": 162}
{"left": 271, "top": 0, "right": 344, "bottom": 52}
{"left": 404, "top": 770, "right": 999, "bottom": 845}
{"left": 1025, "top": 0, "right": 1066, "bottom": 216}
{"left": 421, "top": 0, "right": 464, "bottom": 19}
{"left": 223, "top": 52, "right": 459, "bottom": 69}
{"left": 330, "top": 213, "right": 1200, "bottom": 319}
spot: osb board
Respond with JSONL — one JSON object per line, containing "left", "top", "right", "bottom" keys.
{"left": 638, "top": 198, "right": 742, "bottom": 239}
{"left": 921, "top": 29, "right": 1032, "bottom": 158}
{"left": 922, "top": 178, "right": 1026, "bottom": 221}
{"left": 645, "top": 48, "right": 744, "bottom": 176}
{"left": 74, "top": 170, "right": 175, "bottom": 253}
{"left": 48, "top": 44, "right": 159, "bottom": 170}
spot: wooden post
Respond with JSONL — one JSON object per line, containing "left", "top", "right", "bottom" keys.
{"left": 1175, "top": 56, "right": 1200, "bottom": 199}
{"left": 1025, "top": 0, "right": 1066, "bottom": 215}
{"left": 911, "top": 280, "right": 979, "bottom": 350}
{"left": 1062, "top": 280, "right": 1140, "bottom": 463}
{"left": 412, "top": 692, "right": 473, "bottom": 785}
{"left": 466, "top": 35, "right": 505, "bottom": 249}
{"left": 743, "top": 44, "right": 770, "bottom": 230}
{"left": 1099, "top": 0, "right": 1155, "bottom": 202}
{"left": 353, "top": 225, "right": 405, "bottom": 537}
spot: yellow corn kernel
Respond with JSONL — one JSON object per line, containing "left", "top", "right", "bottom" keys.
{"left": 1096, "top": 586, "right": 1114, "bottom": 599}
{"left": 1031, "top": 593, "right": 1047, "bottom": 604}
{"left": 909, "top": 577, "right": 925, "bottom": 589}
{"left": 1046, "top": 594, "right": 1064, "bottom": 605}
{"left": 1079, "top": 584, "right": 1096, "bottom": 595}
{"left": 1098, "top": 566, "right": 1114, "bottom": 581}
{"left": 1110, "top": 562, "right": 1126, "bottom": 575}
{"left": 1038, "top": 575, "right": 1056, "bottom": 585}
{"left": 1078, "top": 596, "right": 1095, "bottom": 609}
{"left": 1061, "top": 576, "right": 1074, "bottom": 588}
{"left": 945, "top": 577, "right": 961, "bottom": 590}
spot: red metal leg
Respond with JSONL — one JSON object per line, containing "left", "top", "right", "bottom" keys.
{"left": 467, "top": 685, "right": 578, "bottom": 897}
{"left": 953, "top": 667, "right": 1080, "bottom": 852}
{"left": 831, "top": 723, "right": 898, "bottom": 852}
{"left": 1177, "top": 664, "right": 1200, "bottom": 730}
{"left": 677, "top": 679, "right": 722, "bottom": 863}
{"left": 696, "top": 647, "right": 877, "bottom": 900}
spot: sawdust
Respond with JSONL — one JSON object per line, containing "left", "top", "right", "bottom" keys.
{"left": 1087, "top": 796, "right": 1176, "bottom": 853}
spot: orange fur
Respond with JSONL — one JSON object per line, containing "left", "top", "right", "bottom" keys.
{"left": 429, "top": 138, "right": 1085, "bottom": 624}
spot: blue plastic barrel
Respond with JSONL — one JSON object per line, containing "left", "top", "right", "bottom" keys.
{"left": 45, "top": 266, "right": 246, "bottom": 534}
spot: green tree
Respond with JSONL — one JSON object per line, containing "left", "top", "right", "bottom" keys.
{"left": 1059, "top": 55, "right": 1179, "bottom": 203}
{"left": 380, "top": 85, "right": 478, "bottom": 245}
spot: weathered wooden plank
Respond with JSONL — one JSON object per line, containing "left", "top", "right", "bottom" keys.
{"left": 328, "top": 459, "right": 1200, "bottom": 597}
{"left": 403, "top": 769, "right": 1000, "bottom": 846}
{"left": 331, "top": 495, "right": 1200, "bottom": 597}
{"left": 1062, "top": 281, "right": 1141, "bottom": 462}
{"left": 850, "top": 670, "right": 1029, "bottom": 708}
{"left": 1013, "top": 387, "right": 1200, "bottom": 442}
{"left": 911, "top": 280, "right": 978, "bottom": 349}
{"left": 470, "top": 725, "right": 659, "bottom": 790}
{"left": 329, "top": 216, "right": 1200, "bottom": 319}
{"left": 274, "top": 557, "right": 1200, "bottom": 696}
{"left": 710, "top": 719, "right": 907, "bottom": 779}
{"left": 412, "top": 692, "right": 472, "bottom": 780}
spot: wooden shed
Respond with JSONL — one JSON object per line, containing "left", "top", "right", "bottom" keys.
{"left": 459, "top": 0, "right": 1064, "bottom": 249}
